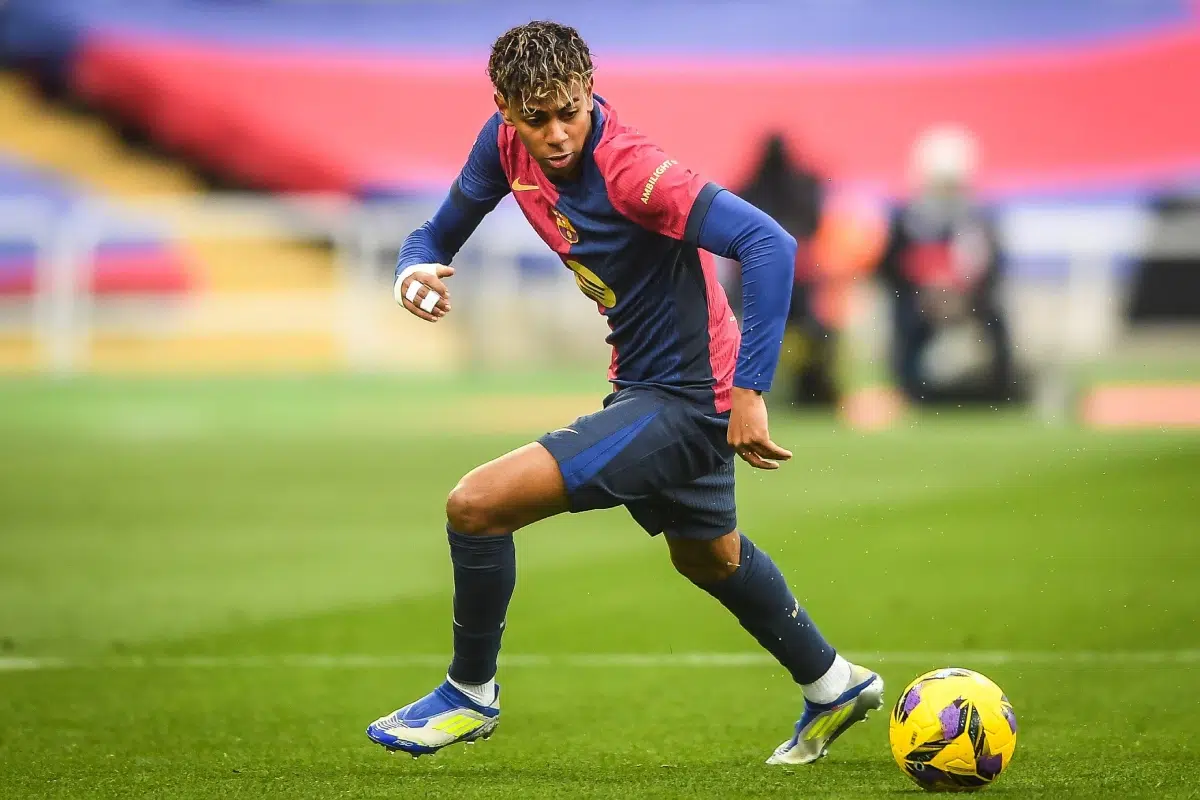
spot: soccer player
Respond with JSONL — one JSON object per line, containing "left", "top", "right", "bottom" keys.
{"left": 367, "top": 21, "right": 882, "bottom": 765}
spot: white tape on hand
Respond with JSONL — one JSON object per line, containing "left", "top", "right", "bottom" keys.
{"left": 404, "top": 279, "right": 422, "bottom": 304}
{"left": 394, "top": 264, "right": 445, "bottom": 306}
{"left": 419, "top": 290, "right": 441, "bottom": 314}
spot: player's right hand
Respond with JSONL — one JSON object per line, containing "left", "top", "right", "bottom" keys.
{"left": 394, "top": 264, "right": 454, "bottom": 322}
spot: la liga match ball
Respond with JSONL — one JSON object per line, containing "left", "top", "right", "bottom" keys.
{"left": 888, "top": 668, "right": 1018, "bottom": 792}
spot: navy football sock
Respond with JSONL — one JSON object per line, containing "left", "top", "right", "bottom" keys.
{"left": 446, "top": 527, "right": 515, "bottom": 685}
{"left": 694, "top": 533, "right": 835, "bottom": 685}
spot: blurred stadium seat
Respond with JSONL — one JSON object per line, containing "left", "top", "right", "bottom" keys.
{"left": 2, "top": 0, "right": 1196, "bottom": 199}
{"left": 0, "top": 154, "right": 191, "bottom": 296}
{"left": 0, "top": 68, "right": 385, "bottom": 372}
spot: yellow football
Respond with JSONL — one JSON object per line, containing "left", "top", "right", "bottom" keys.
{"left": 889, "top": 668, "right": 1018, "bottom": 792}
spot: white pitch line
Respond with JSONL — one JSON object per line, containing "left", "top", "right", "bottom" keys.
{"left": 1, "top": 650, "right": 1198, "bottom": 672}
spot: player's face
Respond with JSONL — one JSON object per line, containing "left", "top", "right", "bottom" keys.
{"left": 497, "top": 82, "right": 594, "bottom": 180}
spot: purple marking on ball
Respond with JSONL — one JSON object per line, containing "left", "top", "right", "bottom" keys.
{"left": 977, "top": 752, "right": 1004, "bottom": 778}
{"left": 902, "top": 685, "right": 923, "bottom": 717}
{"left": 1003, "top": 705, "right": 1018, "bottom": 733}
{"left": 909, "top": 763, "right": 952, "bottom": 787}
{"left": 939, "top": 699, "right": 967, "bottom": 739}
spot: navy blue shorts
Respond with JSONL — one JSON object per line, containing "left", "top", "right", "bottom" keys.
{"left": 537, "top": 386, "right": 736, "bottom": 540}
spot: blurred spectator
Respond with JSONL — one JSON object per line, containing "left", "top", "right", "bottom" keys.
{"left": 737, "top": 134, "right": 838, "bottom": 407}
{"left": 1127, "top": 186, "right": 1200, "bottom": 323}
{"left": 876, "top": 126, "right": 1016, "bottom": 404}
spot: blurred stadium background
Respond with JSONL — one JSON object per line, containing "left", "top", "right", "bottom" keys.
{"left": 1, "top": 2, "right": 1198, "bottom": 797}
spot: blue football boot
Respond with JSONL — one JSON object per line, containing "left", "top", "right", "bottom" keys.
{"left": 366, "top": 680, "right": 500, "bottom": 757}
{"left": 767, "top": 663, "right": 884, "bottom": 765}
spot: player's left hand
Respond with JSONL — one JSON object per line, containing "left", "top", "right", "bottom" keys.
{"left": 728, "top": 386, "right": 792, "bottom": 470}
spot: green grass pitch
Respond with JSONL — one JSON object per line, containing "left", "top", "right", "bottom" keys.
{"left": 1, "top": 375, "right": 1198, "bottom": 798}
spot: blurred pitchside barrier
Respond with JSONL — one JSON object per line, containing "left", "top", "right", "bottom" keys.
{"left": 0, "top": 194, "right": 1197, "bottom": 396}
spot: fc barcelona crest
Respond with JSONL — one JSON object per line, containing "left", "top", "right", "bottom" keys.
{"left": 552, "top": 208, "right": 579, "bottom": 244}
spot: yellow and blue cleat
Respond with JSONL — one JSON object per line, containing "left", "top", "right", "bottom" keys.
{"left": 766, "top": 663, "right": 884, "bottom": 765}
{"left": 366, "top": 680, "right": 500, "bottom": 757}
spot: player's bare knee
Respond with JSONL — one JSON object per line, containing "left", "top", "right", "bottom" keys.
{"left": 445, "top": 479, "right": 504, "bottom": 535}
{"left": 668, "top": 533, "right": 740, "bottom": 584}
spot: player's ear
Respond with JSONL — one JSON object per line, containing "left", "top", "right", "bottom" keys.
{"left": 582, "top": 81, "right": 594, "bottom": 112}
{"left": 494, "top": 92, "right": 514, "bottom": 126}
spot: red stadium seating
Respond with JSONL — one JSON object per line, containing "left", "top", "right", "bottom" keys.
{"left": 72, "top": 28, "right": 1200, "bottom": 198}
{"left": 0, "top": 158, "right": 193, "bottom": 297}
{"left": 0, "top": 247, "right": 192, "bottom": 296}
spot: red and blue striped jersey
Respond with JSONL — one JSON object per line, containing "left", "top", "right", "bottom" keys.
{"left": 460, "top": 98, "right": 738, "bottom": 412}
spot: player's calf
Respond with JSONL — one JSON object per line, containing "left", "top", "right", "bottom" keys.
{"left": 669, "top": 532, "right": 882, "bottom": 762}
{"left": 438, "top": 443, "right": 570, "bottom": 714}
{"left": 666, "top": 531, "right": 740, "bottom": 583}
{"left": 677, "top": 532, "right": 837, "bottom": 685}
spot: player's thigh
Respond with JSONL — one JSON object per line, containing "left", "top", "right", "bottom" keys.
{"left": 447, "top": 442, "right": 569, "bottom": 534}
{"left": 538, "top": 388, "right": 724, "bottom": 513}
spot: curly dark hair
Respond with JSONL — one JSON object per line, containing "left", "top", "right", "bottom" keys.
{"left": 487, "top": 21, "right": 594, "bottom": 113}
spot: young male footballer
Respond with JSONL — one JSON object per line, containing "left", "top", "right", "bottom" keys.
{"left": 368, "top": 21, "right": 882, "bottom": 765}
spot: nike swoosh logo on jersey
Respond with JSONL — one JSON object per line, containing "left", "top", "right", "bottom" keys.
{"left": 511, "top": 178, "right": 539, "bottom": 192}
